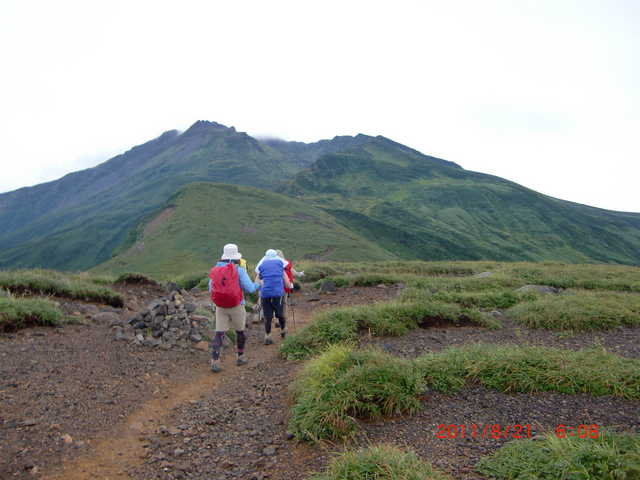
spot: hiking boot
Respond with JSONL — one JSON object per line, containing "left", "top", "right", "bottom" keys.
{"left": 264, "top": 334, "right": 273, "bottom": 345}
{"left": 210, "top": 360, "right": 221, "bottom": 373}
{"left": 236, "top": 354, "right": 248, "bottom": 366}
{"left": 280, "top": 327, "right": 288, "bottom": 339}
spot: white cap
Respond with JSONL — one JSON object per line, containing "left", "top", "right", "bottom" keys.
{"left": 221, "top": 243, "right": 242, "bottom": 260}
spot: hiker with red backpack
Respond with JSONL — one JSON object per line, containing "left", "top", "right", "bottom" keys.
{"left": 208, "top": 244, "right": 260, "bottom": 373}
{"left": 255, "top": 249, "right": 292, "bottom": 344}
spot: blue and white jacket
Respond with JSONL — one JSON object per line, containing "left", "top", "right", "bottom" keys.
{"left": 257, "top": 258, "right": 286, "bottom": 299}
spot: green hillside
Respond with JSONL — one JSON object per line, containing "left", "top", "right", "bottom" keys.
{"left": 93, "top": 182, "right": 394, "bottom": 278}
{"left": 284, "top": 137, "right": 640, "bottom": 265}
{"left": 0, "top": 122, "right": 372, "bottom": 271}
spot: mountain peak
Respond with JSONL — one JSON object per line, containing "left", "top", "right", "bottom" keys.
{"left": 182, "top": 120, "right": 232, "bottom": 136}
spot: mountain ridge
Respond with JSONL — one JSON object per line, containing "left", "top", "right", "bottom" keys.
{"left": 1, "top": 119, "right": 639, "bottom": 271}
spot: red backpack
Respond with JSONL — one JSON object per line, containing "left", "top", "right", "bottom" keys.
{"left": 209, "top": 262, "right": 243, "bottom": 308}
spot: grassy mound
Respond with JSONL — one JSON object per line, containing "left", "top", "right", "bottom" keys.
{"left": 114, "top": 272, "right": 158, "bottom": 285}
{"left": 402, "top": 288, "right": 534, "bottom": 309}
{"left": 289, "top": 345, "right": 423, "bottom": 442}
{"left": 417, "top": 344, "right": 640, "bottom": 399}
{"left": 174, "top": 272, "right": 208, "bottom": 290}
{"left": 0, "top": 296, "right": 65, "bottom": 331}
{"left": 476, "top": 431, "right": 640, "bottom": 479}
{"left": 281, "top": 301, "right": 492, "bottom": 360}
{"left": 507, "top": 291, "right": 640, "bottom": 331}
{"left": 311, "top": 444, "right": 450, "bottom": 480}
{"left": 299, "top": 261, "right": 479, "bottom": 282}
{"left": 0, "top": 270, "right": 124, "bottom": 307}
{"left": 290, "top": 345, "right": 639, "bottom": 442}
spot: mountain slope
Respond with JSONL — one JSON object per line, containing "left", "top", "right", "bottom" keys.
{"left": 93, "top": 182, "right": 395, "bottom": 277}
{"left": 0, "top": 121, "right": 375, "bottom": 271}
{"left": 284, "top": 138, "right": 640, "bottom": 265}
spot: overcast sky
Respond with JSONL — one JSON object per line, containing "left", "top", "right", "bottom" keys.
{"left": 1, "top": 0, "right": 638, "bottom": 212}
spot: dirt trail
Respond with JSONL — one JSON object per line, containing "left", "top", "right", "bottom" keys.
{"left": 41, "top": 300, "right": 325, "bottom": 480}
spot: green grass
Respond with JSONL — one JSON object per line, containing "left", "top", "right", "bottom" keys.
{"left": 476, "top": 431, "right": 640, "bottom": 479}
{"left": 310, "top": 444, "right": 451, "bottom": 480}
{"left": 114, "top": 272, "right": 159, "bottom": 285}
{"left": 93, "top": 182, "right": 395, "bottom": 278}
{"left": 280, "top": 301, "right": 494, "bottom": 360}
{"left": 301, "top": 261, "right": 478, "bottom": 282}
{"left": 507, "top": 290, "right": 640, "bottom": 331}
{"left": 289, "top": 345, "right": 423, "bottom": 442}
{"left": 290, "top": 345, "right": 640, "bottom": 442}
{"left": 416, "top": 344, "right": 640, "bottom": 399}
{"left": 0, "top": 296, "right": 65, "bottom": 331}
{"left": 174, "top": 271, "right": 208, "bottom": 290}
{"left": 0, "top": 269, "right": 124, "bottom": 307}
{"left": 402, "top": 288, "right": 534, "bottom": 309}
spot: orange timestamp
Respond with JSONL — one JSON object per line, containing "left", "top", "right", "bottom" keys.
{"left": 555, "top": 424, "right": 600, "bottom": 439}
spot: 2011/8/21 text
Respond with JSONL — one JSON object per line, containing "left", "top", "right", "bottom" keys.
{"left": 436, "top": 424, "right": 532, "bottom": 440}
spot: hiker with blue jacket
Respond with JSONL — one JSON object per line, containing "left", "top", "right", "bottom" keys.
{"left": 255, "top": 249, "right": 292, "bottom": 344}
{"left": 208, "top": 244, "right": 260, "bottom": 373}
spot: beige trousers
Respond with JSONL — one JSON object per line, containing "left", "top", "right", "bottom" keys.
{"left": 214, "top": 304, "right": 246, "bottom": 332}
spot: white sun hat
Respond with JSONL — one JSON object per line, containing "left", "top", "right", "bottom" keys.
{"left": 221, "top": 243, "right": 242, "bottom": 260}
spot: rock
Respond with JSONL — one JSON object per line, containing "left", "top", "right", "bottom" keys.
{"left": 80, "top": 304, "right": 99, "bottom": 314}
{"left": 318, "top": 281, "right": 337, "bottom": 293}
{"left": 185, "top": 303, "right": 197, "bottom": 313}
{"left": 173, "top": 448, "right": 186, "bottom": 456}
{"left": 93, "top": 312, "right": 121, "bottom": 325}
{"left": 307, "top": 296, "right": 321, "bottom": 302}
{"left": 285, "top": 432, "right": 294, "bottom": 440}
{"left": 516, "top": 285, "right": 561, "bottom": 295}
{"left": 376, "top": 284, "right": 388, "bottom": 288}
{"left": 474, "top": 272, "right": 493, "bottom": 278}
{"left": 0, "top": 288, "right": 10, "bottom": 298}
{"left": 189, "top": 333, "right": 203, "bottom": 343}
{"left": 166, "top": 282, "right": 180, "bottom": 293}
{"left": 490, "top": 310, "right": 505, "bottom": 319}
{"left": 190, "top": 287, "right": 201, "bottom": 294}
{"left": 262, "top": 446, "right": 277, "bottom": 456}
{"left": 61, "top": 434, "right": 73, "bottom": 444}
{"left": 20, "top": 418, "right": 38, "bottom": 427}
{"left": 195, "top": 341, "right": 209, "bottom": 352}
{"left": 113, "top": 326, "right": 126, "bottom": 341}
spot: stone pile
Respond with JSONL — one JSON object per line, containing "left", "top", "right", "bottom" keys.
{"left": 119, "top": 290, "right": 211, "bottom": 349}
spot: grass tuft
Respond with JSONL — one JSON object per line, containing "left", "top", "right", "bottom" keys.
{"left": 416, "top": 344, "right": 640, "bottom": 399}
{"left": 0, "top": 269, "right": 124, "bottom": 307}
{"left": 310, "top": 444, "right": 451, "bottom": 480}
{"left": 0, "top": 296, "right": 65, "bottom": 331}
{"left": 507, "top": 290, "right": 640, "bottom": 331}
{"left": 476, "top": 430, "right": 640, "bottom": 479}
{"left": 114, "top": 272, "right": 158, "bottom": 285}
{"left": 289, "top": 345, "right": 423, "bottom": 442}
{"left": 281, "top": 301, "right": 494, "bottom": 360}
{"left": 290, "top": 345, "right": 640, "bottom": 442}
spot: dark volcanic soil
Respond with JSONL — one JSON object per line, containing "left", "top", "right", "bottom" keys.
{"left": 366, "top": 316, "right": 640, "bottom": 359}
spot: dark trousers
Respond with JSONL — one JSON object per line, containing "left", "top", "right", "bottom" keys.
{"left": 262, "top": 296, "right": 285, "bottom": 334}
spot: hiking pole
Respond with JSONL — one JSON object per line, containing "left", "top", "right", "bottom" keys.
{"left": 290, "top": 292, "right": 296, "bottom": 331}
